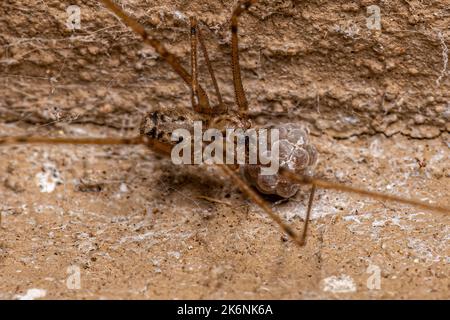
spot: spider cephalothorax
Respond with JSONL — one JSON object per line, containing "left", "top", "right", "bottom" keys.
{"left": 140, "top": 106, "right": 200, "bottom": 147}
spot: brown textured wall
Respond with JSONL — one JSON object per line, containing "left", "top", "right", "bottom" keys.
{"left": 1, "top": 0, "right": 449, "bottom": 138}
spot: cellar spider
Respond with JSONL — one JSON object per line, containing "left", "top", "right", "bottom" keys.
{"left": 0, "top": 0, "right": 448, "bottom": 247}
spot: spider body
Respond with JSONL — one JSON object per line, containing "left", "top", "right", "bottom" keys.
{"left": 140, "top": 106, "right": 200, "bottom": 150}
{"left": 140, "top": 105, "right": 318, "bottom": 198}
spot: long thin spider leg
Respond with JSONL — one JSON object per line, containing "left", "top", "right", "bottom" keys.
{"left": 218, "top": 164, "right": 305, "bottom": 246}
{"left": 0, "top": 135, "right": 173, "bottom": 156}
{"left": 197, "top": 24, "right": 226, "bottom": 113}
{"left": 230, "top": 0, "right": 258, "bottom": 116}
{"left": 299, "top": 184, "right": 316, "bottom": 246}
{"left": 280, "top": 169, "right": 450, "bottom": 215}
{"left": 0, "top": 136, "right": 142, "bottom": 146}
{"left": 98, "top": 0, "right": 213, "bottom": 114}
{"left": 190, "top": 17, "right": 201, "bottom": 111}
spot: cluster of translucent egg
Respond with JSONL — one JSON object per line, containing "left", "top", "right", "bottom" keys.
{"left": 241, "top": 123, "right": 318, "bottom": 198}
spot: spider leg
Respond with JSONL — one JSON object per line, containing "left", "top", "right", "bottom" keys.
{"left": 98, "top": 0, "right": 213, "bottom": 114}
{"left": 190, "top": 17, "right": 201, "bottom": 112}
{"left": 0, "top": 136, "right": 141, "bottom": 146}
{"left": 218, "top": 164, "right": 306, "bottom": 246}
{"left": 197, "top": 23, "right": 227, "bottom": 114}
{"left": 191, "top": 17, "right": 226, "bottom": 116}
{"left": 230, "top": 0, "right": 258, "bottom": 116}
{"left": 299, "top": 184, "right": 316, "bottom": 246}
{"left": 0, "top": 135, "right": 172, "bottom": 156}
{"left": 280, "top": 169, "right": 450, "bottom": 215}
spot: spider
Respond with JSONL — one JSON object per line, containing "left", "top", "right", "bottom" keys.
{"left": 0, "top": 0, "right": 448, "bottom": 247}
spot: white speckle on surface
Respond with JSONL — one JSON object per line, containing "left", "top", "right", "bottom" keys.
{"left": 119, "top": 183, "right": 128, "bottom": 193}
{"left": 15, "top": 288, "right": 47, "bottom": 300}
{"left": 429, "top": 150, "right": 444, "bottom": 163}
{"left": 372, "top": 219, "right": 386, "bottom": 227}
{"left": 343, "top": 116, "right": 359, "bottom": 124}
{"left": 334, "top": 170, "right": 345, "bottom": 180}
{"left": 344, "top": 215, "right": 362, "bottom": 224}
{"left": 119, "top": 230, "right": 156, "bottom": 244}
{"left": 34, "top": 204, "right": 64, "bottom": 215}
{"left": 276, "top": 190, "right": 363, "bottom": 222}
{"left": 407, "top": 238, "right": 441, "bottom": 262}
{"left": 332, "top": 22, "right": 360, "bottom": 39}
{"left": 35, "top": 162, "right": 63, "bottom": 193}
{"left": 173, "top": 10, "right": 187, "bottom": 21}
{"left": 168, "top": 251, "right": 181, "bottom": 259}
{"left": 322, "top": 275, "right": 357, "bottom": 293}
{"left": 368, "top": 138, "right": 384, "bottom": 158}
{"left": 78, "top": 239, "right": 97, "bottom": 254}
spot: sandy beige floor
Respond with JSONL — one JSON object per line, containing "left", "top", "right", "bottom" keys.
{"left": 0, "top": 123, "right": 448, "bottom": 299}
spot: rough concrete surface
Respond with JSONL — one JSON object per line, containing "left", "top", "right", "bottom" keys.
{"left": 0, "top": 0, "right": 449, "bottom": 299}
